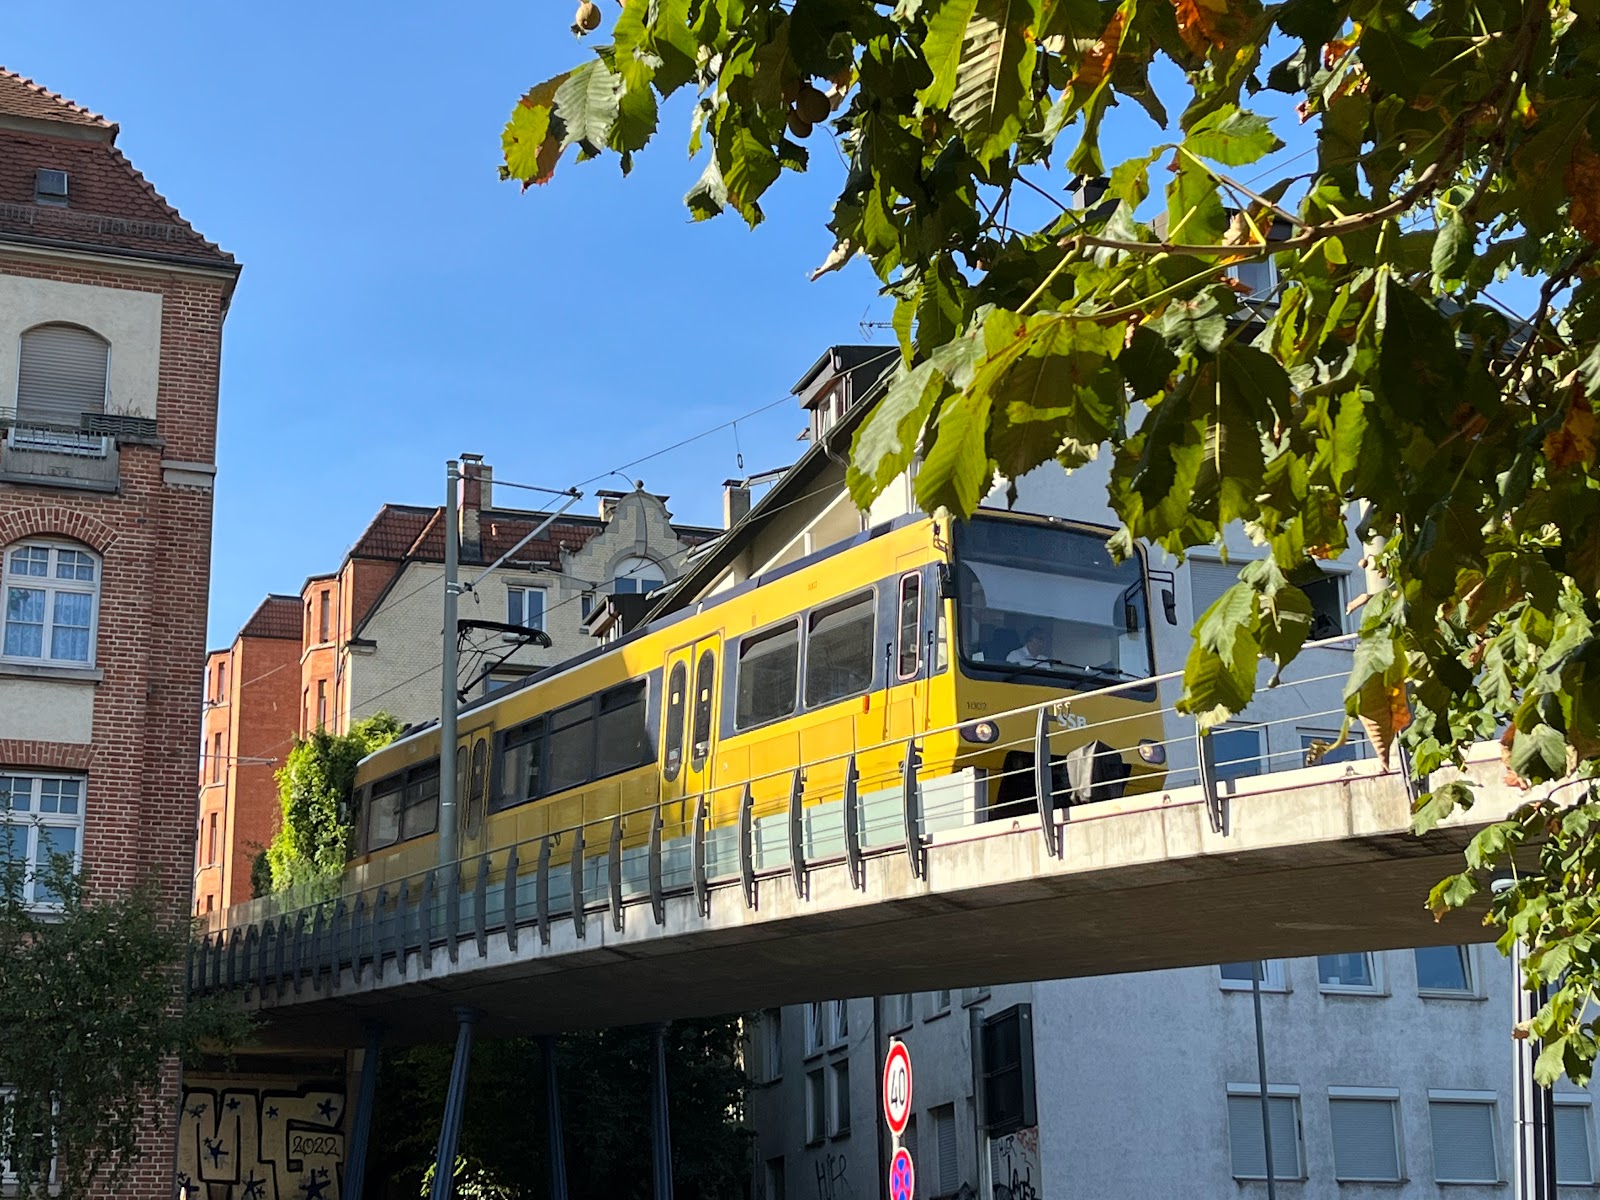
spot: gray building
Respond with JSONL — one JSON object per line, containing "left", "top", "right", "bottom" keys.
{"left": 706, "top": 346, "right": 1597, "bottom": 1199}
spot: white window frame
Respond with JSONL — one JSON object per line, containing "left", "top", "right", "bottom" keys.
{"left": 2, "top": 772, "right": 85, "bottom": 909}
{"left": 2, "top": 540, "right": 100, "bottom": 668}
{"left": 1317, "top": 950, "right": 1385, "bottom": 996}
{"left": 805, "top": 1001, "right": 828, "bottom": 1058}
{"left": 1427, "top": 1090, "right": 1502, "bottom": 1184}
{"left": 611, "top": 555, "right": 666, "bottom": 595}
{"left": 828, "top": 1058, "right": 851, "bottom": 1138}
{"left": 805, "top": 1068, "right": 827, "bottom": 1145}
{"left": 1555, "top": 1094, "right": 1596, "bottom": 1186}
{"left": 1219, "top": 960, "right": 1289, "bottom": 993}
{"left": 507, "top": 584, "right": 547, "bottom": 632}
{"left": 962, "top": 985, "right": 991, "bottom": 1007}
{"left": 0, "top": 1087, "right": 58, "bottom": 1189}
{"left": 829, "top": 999, "right": 848, "bottom": 1047}
{"left": 755, "top": 1008, "right": 782, "bottom": 1083}
{"left": 1226, "top": 1083, "right": 1306, "bottom": 1181}
{"left": 885, "top": 993, "right": 914, "bottom": 1032}
{"left": 1327, "top": 1086, "right": 1405, "bottom": 1183}
{"left": 1414, "top": 945, "right": 1479, "bottom": 998}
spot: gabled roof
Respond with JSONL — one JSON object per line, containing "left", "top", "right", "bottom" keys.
{"left": 347, "top": 505, "right": 437, "bottom": 561}
{"left": 0, "top": 69, "right": 113, "bottom": 132}
{"left": 0, "top": 66, "right": 237, "bottom": 271}
{"left": 239, "top": 595, "right": 303, "bottom": 641}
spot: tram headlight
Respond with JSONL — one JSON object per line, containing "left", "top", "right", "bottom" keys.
{"left": 959, "top": 720, "right": 1000, "bottom": 744}
{"left": 1137, "top": 739, "right": 1166, "bottom": 765}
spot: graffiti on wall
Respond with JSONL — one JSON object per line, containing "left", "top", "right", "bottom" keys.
{"left": 992, "top": 1125, "right": 1042, "bottom": 1200}
{"left": 813, "top": 1150, "right": 854, "bottom": 1200}
{"left": 175, "top": 1080, "right": 345, "bottom": 1200}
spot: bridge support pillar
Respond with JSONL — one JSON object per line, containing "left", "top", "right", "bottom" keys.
{"left": 541, "top": 1035, "right": 570, "bottom": 1200}
{"left": 651, "top": 1022, "right": 675, "bottom": 1200}
{"left": 428, "top": 1006, "right": 480, "bottom": 1200}
{"left": 344, "top": 1021, "right": 385, "bottom": 1199}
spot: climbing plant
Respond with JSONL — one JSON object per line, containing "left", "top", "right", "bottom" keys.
{"left": 265, "top": 712, "right": 401, "bottom": 895}
{"left": 0, "top": 853, "right": 250, "bottom": 1198}
{"left": 501, "top": 0, "right": 1600, "bottom": 1080}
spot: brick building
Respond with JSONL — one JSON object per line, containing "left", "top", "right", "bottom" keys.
{"left": 0, "top": 68, "right": 239, "bottom": 1195}
{"left": 195, "top": 459, "right": 718, "bottom": 914}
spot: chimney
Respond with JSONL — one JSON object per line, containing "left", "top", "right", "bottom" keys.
{"left": 1071, "top": 175, "right": 1114, "bottom": 218}
{"left": 723, "top": 479, "right": 752, "bottom": 529}
{"left": 460, "top": 453, "right": 486, "bottom": 561}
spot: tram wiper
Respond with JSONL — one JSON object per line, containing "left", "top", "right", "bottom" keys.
{"left": 1033, "top": 658, "right": 1140, "bottom": 682}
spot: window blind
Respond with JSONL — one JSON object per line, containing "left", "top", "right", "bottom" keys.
{"left": 1330, "top": 1098, "right": 1401, "bottom": 1181}
{"left": 1429, "top": 1100, "right": 1497, "bottom": 1182}
{"left": 16, "top": 325, "right": 108, "bottom": 430}
{"left": 1556, "top": 1103, "right": 1594, "bottom": 1185}
{"left": 934, "top": 1104, "right": 958, "bottom": 1193}
{"left": 1189, "top": 559, "right": 1242, "bottom": 621}
{"left": 1227, "top": 1093, "right": 1300, "bottom": 1179}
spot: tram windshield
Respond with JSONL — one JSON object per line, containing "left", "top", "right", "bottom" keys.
{"left": 953, "top": 517, "right": 1154, "bottom": 685}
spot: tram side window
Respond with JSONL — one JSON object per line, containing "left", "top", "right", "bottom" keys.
{"left": 400, "top": 763, "right": 440, "bottom": 840}
{"left": 897, "top": 574, "right": 921, "bottom": 679}
{"left": 496, "top": 717, "right": 544, "bottom": 812}
{"left": 368, "top": 776, "right": 404, "bottom": 850}
{"left": 806, "top": 592, "right": 876, "bottom": 708}
{"left": 662, "top": 664, "right": 688, "bottom": 782}
{"left": 737, "top": 621, "right": 800, "bottom": 729}
{"left": 547, "top": 700, "right": 595, "bottom": 794}
{"left": 596, "top": 681, "right": 652, "bottom": 777}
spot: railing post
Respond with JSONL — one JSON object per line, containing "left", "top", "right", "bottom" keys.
{"left": 843, "top": 755, "right": 864, "bottom": 892}
{"left": 344, "top": 1021, "right": 385, "bottom": 1200}
{"left": 691, "top": 796, "right": 709, "bottom": 917}
{"left": 398, "top": 881, "right": 414, "bottom": 978}
{"left": 609, "top": 814, "right": 625, "bottom": 933}
{"left": 474, "top": 854, "right": 489, "bottom": 958}
{"left": 902, "top": 740, "right": 925, "bottom": 880}
{"left": 504, "top": 845, "right": 520, "bottom": 952}
{"left": 275, "top": 914, "right": 290, "bottom": 998}
{"left": 310, "top": 906, "right": 326, "bottom": 992}
{"left": 537, "top": 835, "right": 552, "bottom": 946}
{"left": 648, "top": 807, "right": 665, "bottom": 927}
{"left": 1035, "top": 710, "right": 1061, "bottom": 859}
{"left": 738, "top": 783, "right": 756, "bottom": 909}
{"left": 330, "top": 900, "right": 347, "bottom": 992}
{"left": 571, "top": 824, "right": 587, "bottom": 940}
{"left": 1196, "top": 725, "right": 1226, "bottom": 835}
{"left": 445, "top": 865, "right": 461, "bottom": 964}
{"left": 352, "top": 895, "right": 368, "bottom": 984}
{"left": 374, "top": 885, "right": 391, "bottom": 982}
{"left": 290, "top": 912, "right": 307, "bottom": 995}
{"left": 788, "top": 768, "right": 807, "bottom": 901}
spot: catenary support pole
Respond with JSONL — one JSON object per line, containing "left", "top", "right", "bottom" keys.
{"left": 429, "top": 1006, "right": 480, "bottom": 1200}
{"left": 343, "top": 1022, "right": 385, "bottom": 1199}
{"left": 541, "top": 1035, "right": 570, "bottom": 1200}
{"left": 438, "top": 460, "right": 461, "bottom": 868}
{"left": 1252, "top": 960, "right": 1277, "bottom": 1200}
{"left": 651, "top": 1023, "right": 675, "bottom": 1200}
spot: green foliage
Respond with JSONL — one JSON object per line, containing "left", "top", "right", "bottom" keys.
{"left": 249, "top": 847, "right": 272, "bottom": 899}
{"left": 503, "top": 0, "right": 1600, "bottom": 1082}
{"left": 266, "top": 713, "right": 400, "bottom": 896}
{"left": 0, "top": 853, "right": 250, "bottom": 1197}
{"left": 370, "top": 1020, "right": 752, "bottom": 1199}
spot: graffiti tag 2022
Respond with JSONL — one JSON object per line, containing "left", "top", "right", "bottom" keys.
{"left": 176, "top": 1079, "right": 344, "bottom": 1199}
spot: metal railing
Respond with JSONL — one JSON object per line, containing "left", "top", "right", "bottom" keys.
{"left": 189, "top": 635, "right": 1395, "bottom": 1002}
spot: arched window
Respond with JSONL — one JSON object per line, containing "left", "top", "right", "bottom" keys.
{"left": 611, "top": 555, "right": 665, "bottom": 595}
{"left": 16, "top": 323, "right": 109, "bottom": 431}
{"left": 2, "top": 540, "right": 100, "bottom": 665}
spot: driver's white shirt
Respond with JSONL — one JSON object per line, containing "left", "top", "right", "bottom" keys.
{"left": 1007, "top": 647, "right": 1048, "bottom": 664}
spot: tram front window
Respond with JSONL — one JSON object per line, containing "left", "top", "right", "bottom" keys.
{"left": 954, "top": 518, "right": 1154, "bottom": 684}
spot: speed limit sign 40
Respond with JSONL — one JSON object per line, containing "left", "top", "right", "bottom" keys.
{"left": 883, "top": 1039, "right": 913, "bottom": 1137}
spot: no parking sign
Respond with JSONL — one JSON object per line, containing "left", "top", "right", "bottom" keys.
{"left": 889, "top": 1147, "right": 915, "bottom": 1200}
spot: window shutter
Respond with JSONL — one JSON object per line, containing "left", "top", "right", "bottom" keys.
{"left": 1430, "top": 1101, "right": 1498, "bottom": 1181}
{"left": 935, "top": 1104, "right": 958, "bottom": 1193}
{"left": 1330, "top": 1098, "right": 1401, "bottom": 1180}
{"left": 1190, "top": 559, "right": 1242, "bottom": 621}
{"left": 1556, "top": 1104, "right": 1594, "bottom": 1185}
{"left": 1228, "top": 1094, "right": 1298, "bottom": 1178}
{"left": 16, "top": 325, "right": 108, "bottom": 430}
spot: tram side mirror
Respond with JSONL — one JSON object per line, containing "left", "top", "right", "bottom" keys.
{"left": 938, "top": 563, "right": 957, "bottom": 600}
{"left": 1162, "top": 586, "right": 1178, "bottom": 625}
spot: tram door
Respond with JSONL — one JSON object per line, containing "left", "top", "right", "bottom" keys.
{"left": 660, "top": 636, "right": 722, "bottom": 816}
{"left": 457, "top": 722, "right": 493, "bottom": 864}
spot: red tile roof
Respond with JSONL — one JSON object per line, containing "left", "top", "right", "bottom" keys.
{"left": 347, "top": 505, "right": 438, "bottom": 561}
{"left": 239, "top": 595, "right": 303, "bottom": 641}
{"left": 0, "top": 67, "right": 236, "bottom": 269}
{"left": 0, "top": 68, "right": 112, "bottom": 130}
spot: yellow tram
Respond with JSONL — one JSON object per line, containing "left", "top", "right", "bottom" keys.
{"left": 343, "top": 509, "right": 1171, "bottom": 892}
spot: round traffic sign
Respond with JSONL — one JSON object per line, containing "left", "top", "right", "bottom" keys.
{"left": 883, "top": 1039, "right": 913, "bottom": 1136}
{"left": 889, "top": 1148, "right": 915, "bottom": 1200}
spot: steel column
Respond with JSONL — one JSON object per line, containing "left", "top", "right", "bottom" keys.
{"left": 542, "top": 1035, "right": 570, "bottom": 1200}
{"left": 344, "top": 1022, "right": 385, "bottom": 1199}
{"left": 650, "top": 1023, "right": 675, "bottom": 1200}
{"left": 428, "top": 1006, "right": 480, "bottom": 1200}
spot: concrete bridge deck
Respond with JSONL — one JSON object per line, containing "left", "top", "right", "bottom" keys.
{"left": 196, "top": 744, "right": 1524, "bottom": 1051}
